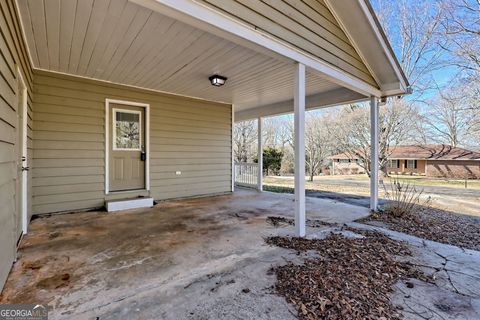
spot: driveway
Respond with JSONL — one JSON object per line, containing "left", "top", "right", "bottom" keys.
{"left": 267, "top": 176, "right": 480, "bottom": 216}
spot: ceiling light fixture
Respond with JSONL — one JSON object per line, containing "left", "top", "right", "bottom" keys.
{"left": 209, "top": 74, "right": 227, "bottom": 87}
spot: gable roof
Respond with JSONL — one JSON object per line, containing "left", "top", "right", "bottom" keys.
{"left": 331, "top": 145, "right": 480, "bottom": 161}
{"left": 324, "top": 0, "right": 409, "bottom": 96}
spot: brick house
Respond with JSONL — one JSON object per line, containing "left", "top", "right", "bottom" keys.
{"left": 330, "top": 145, "right": 480, "bottom": 178}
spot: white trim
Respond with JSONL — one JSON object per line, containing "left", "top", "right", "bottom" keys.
{"left": 17, "top": 66, "right": 28, "bottom": 234}
{"left": 323, "top": 0, "right": 381, "bottom": 87}
{"left": 112, "top": 108, "right": 142, "bottom": 151}
{"left": 257, "top": 117, "right": 263, "bottom": 192}
{"left": 131, "top": 0, "right": 381, "bottom": 97}
{"left": 14, "top": 0, "right": 35, "bottom": 70}
{"left": 294, "top": 63, "right": 306, "bottom": 237}
{"left": 324, "top": 0, "right": 408, "bottom": 95}
{"left": 357, "top": 0, "right": 407, "bottom": 92}
{"left": 105, "top": 99, "right": 150, "bottom": 195}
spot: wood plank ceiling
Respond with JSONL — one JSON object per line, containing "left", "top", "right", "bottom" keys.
{"left": 18, "top": 0, "right": 344, "bottom": 111}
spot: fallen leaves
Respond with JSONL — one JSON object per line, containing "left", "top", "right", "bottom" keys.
{"left": 265, "top": 230, "right": 431, "bottom": 320}
{"left": 364, "top": 208, "right": 480, "bottom": 251}
{"left": 266, "top": 216, "right": 331, "bottom": 228}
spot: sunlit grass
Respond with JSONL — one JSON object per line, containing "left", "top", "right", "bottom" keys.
{"left": 263, "top": 175, "right": 480, "bottom": 190}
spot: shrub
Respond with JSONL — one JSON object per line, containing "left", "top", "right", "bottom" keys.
{"left": 254, "top": 147, "right": 284, "bottom": 176}
{"left": 381, "top": 178, "right": 431, "bottom": 218}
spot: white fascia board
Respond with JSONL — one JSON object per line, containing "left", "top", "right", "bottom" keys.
{"left": 130, "top": 0, "right": 382, "bottom": 97}
{"left": 324, "top": 0, "right": 408, "bottom": 96}
{"left": 235, "top": 88, "right": 366, "bottom": 121}
{"left": 380, "top": 83, "right": 408, "bottom": 96}
{"left": 357, "top": 0, "right": 408, "bottom": 92}
{"left": 323, "top": 0, "right": 381, "bottom": 87}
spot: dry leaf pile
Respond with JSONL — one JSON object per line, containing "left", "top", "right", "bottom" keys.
{"left": 266, "top": 216, "right": 331, "bottom": 228}
{"left": 266, "top": 230, "right": 431, "bottom": 320}
{"left": 365, "top": 209, "right": 480, "bottom": 251}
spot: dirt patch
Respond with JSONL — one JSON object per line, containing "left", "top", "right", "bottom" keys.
{"left": 22, "top": 260, "right": 43, "bottom": 270}
{"left": 230, "top": 209, "right": 269, "bottom": 220}
{"left": 37, "top": 273, "right": 71, "bottom": 289}
{"left": 48, "top": 231, "right": 62, "bottom": 239}
{"left": 361, "top": 208, "right": 480, "bottom": 251}
{"left": 265, "top": 230, "right": 432, "bottom": 320}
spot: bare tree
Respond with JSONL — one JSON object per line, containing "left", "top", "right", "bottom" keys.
{"left": 371, "top": 0, "right": 451, "bottom": 150}
{"left": 424, "top": 85, "right": 479, "bottom": 147}
{"left": 439, "top": 0, "right": 480, "bottom": 81}
{"left": 233, "top": 120, "right": 256, "bottom": 162}
{"left": 304, "top": 113, "right": 332, "bottom": 181}
{"left": 374, "top": 0, "right": 447, "bottom": 99}
{"left": 326, "top": 101, "right": 415, "bottom": 177}
{"left": 263, "top": 116, "right": 293, "bottom": 152}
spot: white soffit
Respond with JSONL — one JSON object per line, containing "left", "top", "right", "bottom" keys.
{"left": 17, "top": 0, "right": 362, "bottom": 111}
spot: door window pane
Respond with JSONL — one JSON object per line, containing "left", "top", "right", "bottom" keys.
{"left": 114, "top": 110, "right": 141, "bottom": 150}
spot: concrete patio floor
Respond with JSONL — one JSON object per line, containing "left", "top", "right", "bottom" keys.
{"left": 0, "top": 189, "right": 369, "bottom": 319}
{"left": 2, "top": 189, "right": 478, "bottom": 319}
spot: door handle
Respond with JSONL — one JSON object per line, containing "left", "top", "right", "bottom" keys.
{"left": 22, "top": 166, "right": 29, "bottom": 171}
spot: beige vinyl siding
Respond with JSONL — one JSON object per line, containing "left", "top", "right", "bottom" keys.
{"left": 198, "top": 0, "right": 377, "bottom": 87}
{"left": 32, "top": 70, "right": 232, "bottom": 214}
{"left": 0, "top": 0, "right": 34, "bottom": 290}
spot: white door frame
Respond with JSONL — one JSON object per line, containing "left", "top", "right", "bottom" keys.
{"left": 105, "top": 98, "right": 150, "bottom": 194}
{"left": 17, "top": 66, "right": 28, "bottom": 234}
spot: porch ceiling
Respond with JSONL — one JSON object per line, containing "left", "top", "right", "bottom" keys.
{"left": 17, "top": 0, "right": 363, "bottom": 115}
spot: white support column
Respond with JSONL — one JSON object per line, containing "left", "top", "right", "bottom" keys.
{"left": 370, "top": 96, "right": 379, "bottom": 211}
{"left": 294, "top": 63, "right": 306, "bottom": 237}
{"left": 257, "top": 117, "right": 263, "bottom": 191}
{"left": 231, "top": 105, "right": 235, "bottom": 192}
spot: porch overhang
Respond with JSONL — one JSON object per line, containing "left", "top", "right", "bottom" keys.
{"left": 17, "top": 0, "right": 408, "bottom": 121}
{"left": 16, "top": 0, "right": 408, "bottom": 236}
{"left": 131, "top": 0, "right": 382, "bottom": 98}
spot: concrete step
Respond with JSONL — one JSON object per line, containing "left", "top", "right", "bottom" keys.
{"left": 106, "top": 197, "right": 154, "bottom": 212}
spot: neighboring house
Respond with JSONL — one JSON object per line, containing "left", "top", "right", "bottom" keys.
{"left": 0, "top": 0, "right": 408, "bottom": 290}
{"left": 330, "top": 145, "right": 480, "bottom": 178}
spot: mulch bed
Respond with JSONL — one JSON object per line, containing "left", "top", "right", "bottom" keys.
{"left": 361, "top": 209, "right": 480, "bottom": 251}
{"left": 265, "top": 230, "right": 431, "bottom": 320}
